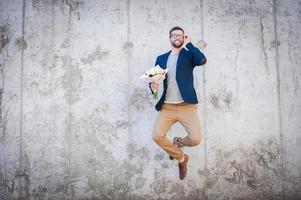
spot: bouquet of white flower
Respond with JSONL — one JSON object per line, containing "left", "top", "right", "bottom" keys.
{"left": 140, "top": 65, "right": 168, "bottom": 99}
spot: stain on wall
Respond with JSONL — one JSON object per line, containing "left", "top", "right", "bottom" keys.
{"left": 15, "top": 37, "right": 27, "bottom": 50}
{"left": 80, "top": 46, "right": 109, "bottom": 65}
{"left": 60, "top": 55, "right": 83, "bottom": 105}
{"left": 0, "top": 25, "right": 9, "bottom": 51}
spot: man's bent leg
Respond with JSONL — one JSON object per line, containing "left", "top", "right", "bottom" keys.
{"left": 152, "top": 105, "right": 184, "bottom": 161}
{"left": 177, "top": 104, "right": 202, "bottom": 147}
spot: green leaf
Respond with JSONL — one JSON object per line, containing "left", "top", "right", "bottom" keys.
{"left": 153, "top": 91, "right": 158, "bottom": 99}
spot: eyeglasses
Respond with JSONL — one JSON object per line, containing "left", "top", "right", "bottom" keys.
{"left": 170, "top": 34, "right": 184, "bottom": 39}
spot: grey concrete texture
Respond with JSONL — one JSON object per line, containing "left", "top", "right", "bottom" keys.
{"left": 0, "top": 0, "right": 300, "bottom": 199}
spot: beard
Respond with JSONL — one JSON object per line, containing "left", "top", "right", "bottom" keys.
{"left": 171, "top": 40, "right": 184, "bottom": 48}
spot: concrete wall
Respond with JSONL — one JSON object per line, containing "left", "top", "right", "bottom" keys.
{"left": 0, "top": 0, "right": 300, "bottom": 199}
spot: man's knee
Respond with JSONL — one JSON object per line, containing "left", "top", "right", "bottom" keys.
{"left": 152, "top": 132, "right": 161, "bottom": 144}
{"left": 191, "top": 136, "right": 201, "bottom": 146}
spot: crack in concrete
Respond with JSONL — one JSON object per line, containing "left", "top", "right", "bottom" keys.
{"left": 272, "top": 0, "right": 286, "bottom": 199}
{"left": 233, "top": 19, "right": 245, "bottom": 98}
{"left": 259, "top": 17, "right": 270, "bottom": 76}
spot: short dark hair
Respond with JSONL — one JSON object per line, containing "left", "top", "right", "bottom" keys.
{"left": 169, "top": 26, "right": 184, "bottom": 36}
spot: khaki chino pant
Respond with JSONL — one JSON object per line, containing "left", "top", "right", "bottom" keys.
{"left": 152, "top": 102, "right": 202, "bottom": 161}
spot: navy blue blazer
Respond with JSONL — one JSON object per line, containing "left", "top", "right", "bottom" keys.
{"left": 149, "top": 42, "right": 207, "bottom": 111}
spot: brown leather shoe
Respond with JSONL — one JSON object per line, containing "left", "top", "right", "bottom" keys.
{"left": 178, "top": 154, "right": 189, "bottom": 180}
{"left": 169, "top": 137, "right": 184, "bottom": 160}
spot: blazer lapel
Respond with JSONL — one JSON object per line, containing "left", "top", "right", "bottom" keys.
{"left": 176, "top": 48, "right": 186, "bottom": 72}
{"left": 161, "top": 50, "right": 171, "bottom": 69}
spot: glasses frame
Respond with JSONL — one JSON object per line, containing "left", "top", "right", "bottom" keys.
{"left": 169, "top": 33, "right": 185, "bottom": 39}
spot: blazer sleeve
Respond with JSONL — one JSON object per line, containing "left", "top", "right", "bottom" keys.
{"left": 148, "top": 83, "right": 154, "bottom": 94}
{"left": 185, "top": 42, "right": 207, "bottom": 67}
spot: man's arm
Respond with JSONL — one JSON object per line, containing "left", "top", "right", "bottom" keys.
{"left": 185, "top": 42, "right": 207, "bottom": 67}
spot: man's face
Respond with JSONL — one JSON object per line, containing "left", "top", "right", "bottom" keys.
{"left": 169, "top": 30, "right": 185, "bottom": 48}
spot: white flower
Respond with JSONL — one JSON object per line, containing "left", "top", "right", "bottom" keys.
{"left": 140, "top": 65, "right": 168, "bottom": 83}
{"left": 140, "top": 65, "right": 169, "bottom": 100}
